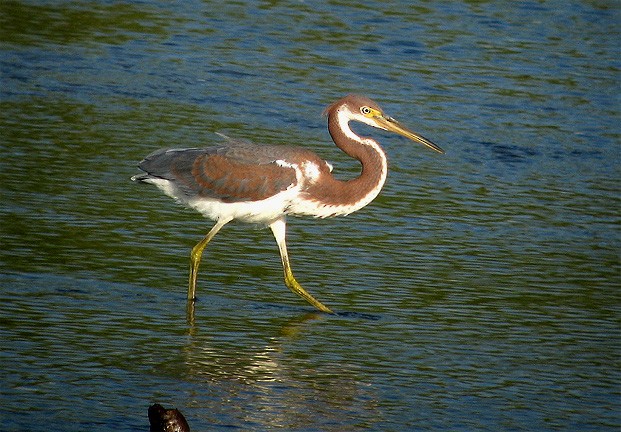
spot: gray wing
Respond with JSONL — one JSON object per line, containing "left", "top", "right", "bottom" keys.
{"left": 134, "top": 139, "right": 302, "bottom": 202}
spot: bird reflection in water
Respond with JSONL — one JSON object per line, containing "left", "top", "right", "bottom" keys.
{"left": 148, "top": 311, "right": 377, "bottom": 429}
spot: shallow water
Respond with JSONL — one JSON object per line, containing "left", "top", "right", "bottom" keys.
{"left": 1, "top": 1, "right": 620, "bottom": 430}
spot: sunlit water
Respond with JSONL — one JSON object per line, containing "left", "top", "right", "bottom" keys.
{"left": 1, "top": 1, "right": 619, "bottom": 431}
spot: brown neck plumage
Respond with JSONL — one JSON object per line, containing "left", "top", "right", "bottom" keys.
{"left": 302, "top": 107, "right": 387, "bottom": 210}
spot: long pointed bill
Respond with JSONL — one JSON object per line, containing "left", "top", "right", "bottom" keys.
{"left": 376, "top": 115, "right": 445, "bottom": 154}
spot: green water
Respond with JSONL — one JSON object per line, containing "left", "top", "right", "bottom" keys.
{"left": 1, "top": 1, "right": 619, "bottom": 430}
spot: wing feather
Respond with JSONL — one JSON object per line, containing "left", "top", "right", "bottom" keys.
{"left": 137, "top": 145, "right": 299, "bottom": 203}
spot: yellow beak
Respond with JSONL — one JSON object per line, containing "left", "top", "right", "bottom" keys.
{"left": 376, "top": 115, "right": 445, "bottom": 154}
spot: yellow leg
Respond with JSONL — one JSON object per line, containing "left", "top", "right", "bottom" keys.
{"left": 270, "top": 218, "right": 334, "bottom": 314}
{"left": 188, "top": 219, "right": 228, "bottom": 301}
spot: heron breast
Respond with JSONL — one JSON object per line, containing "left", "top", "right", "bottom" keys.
{"left": 301, "top": 161, "right": 322, "bottom": 182}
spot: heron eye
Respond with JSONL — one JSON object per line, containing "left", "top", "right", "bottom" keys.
{"left": 361, "top": 106, "right": 372, "bottom": 116}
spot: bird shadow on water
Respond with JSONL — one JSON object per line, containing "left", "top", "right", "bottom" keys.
{"left": 250, "top": 301, "right": 384, "bottom": 321}
{"left": 186, "top": 298, "right": 382, "bottom": 327}
{"left": 333, "top": 310, "right": 382, "bottom": 321}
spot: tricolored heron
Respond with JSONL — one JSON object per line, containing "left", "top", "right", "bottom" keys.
{"left": 132, "top": 94, "right": 444, "bottom": 313}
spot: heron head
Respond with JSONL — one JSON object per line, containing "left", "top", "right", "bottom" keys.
{"left": 327, "top": 94, "right": 445, "bottom": 154}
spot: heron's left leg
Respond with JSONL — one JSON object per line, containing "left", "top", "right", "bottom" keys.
{"left": 188, "top": 219, "right": 229, "bottom": 301}
{"left": 269, "top": 218, "right": 333, "bottom": 314}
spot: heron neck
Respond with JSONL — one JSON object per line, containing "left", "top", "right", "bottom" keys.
{"left": 316, "top": 111, "right": 387, "bottom": 213}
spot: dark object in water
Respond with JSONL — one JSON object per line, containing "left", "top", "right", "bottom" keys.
{"left": 148, "top": 403, "right": 190, "bottom": 432}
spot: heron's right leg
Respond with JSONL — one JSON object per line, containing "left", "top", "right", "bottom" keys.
{"left": 269, "top": 218, "right": 334, "bottom": 314}
{"left": 188, "top": 219, "right": 229, "bottom": 301}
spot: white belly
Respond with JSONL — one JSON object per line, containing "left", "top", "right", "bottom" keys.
{"left": 145, "top": 177, "right": 299, "bottom": 224}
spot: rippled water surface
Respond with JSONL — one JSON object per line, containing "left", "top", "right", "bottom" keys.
{"left": 1, "top": 1, "right": 620, "bottom": 430}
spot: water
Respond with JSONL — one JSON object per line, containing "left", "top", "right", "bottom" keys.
{"left": 1, "top": 1, "right": 619, "bottom": 430}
